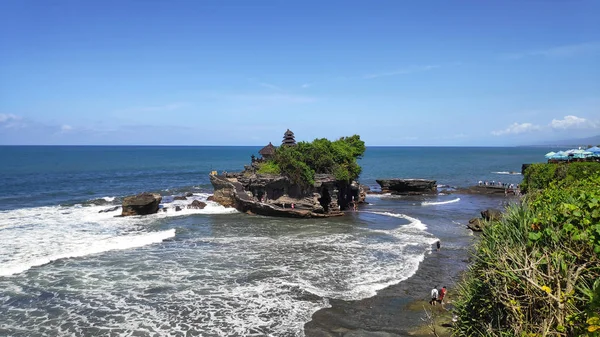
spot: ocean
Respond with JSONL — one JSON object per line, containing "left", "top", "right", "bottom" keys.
{"left": 0, "top": 146, "right": 549, "bottom": 336}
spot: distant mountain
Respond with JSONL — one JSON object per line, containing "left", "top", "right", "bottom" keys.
{"left": 522, "top": 134, "right": 600, "bottom": 148}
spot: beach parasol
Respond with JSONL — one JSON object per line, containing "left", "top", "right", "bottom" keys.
{"left": 544, "top": 151, "right": 556, "bottom": 158}
{"left": 587, "top": 146, "right": 600, "bottom": 154}
{"left": 550, "top": 151, "right": 569, "bottom": 160}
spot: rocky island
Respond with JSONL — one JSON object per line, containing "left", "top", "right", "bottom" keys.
{"left": 375, "top": 178, "right": 437, "bottom": 195}
{"left": 210, "top": 130, "right": 368, "bottom": 218}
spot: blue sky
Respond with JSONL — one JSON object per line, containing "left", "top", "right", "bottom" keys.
{"left": 1, "top": 0, "right": 599, "bottom": 146}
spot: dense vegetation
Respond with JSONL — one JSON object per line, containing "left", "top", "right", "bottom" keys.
{"left": 520, "top": 162, "right": 600, "bottom": 193}
{"left": 255, "top": 135, "right": 366, "bottom": 188}
{"left": 453, "top": 163, "right": 600, "bottom": 336}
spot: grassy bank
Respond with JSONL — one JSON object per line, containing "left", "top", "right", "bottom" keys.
{"left": 452, "top": 162, "right": 600, "bottom": 336}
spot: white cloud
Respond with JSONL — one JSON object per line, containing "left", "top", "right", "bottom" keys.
{"left": 364, "top": 65, "right": 440, "bottom": 79}
{"left": 0, "top": 113, "right": 20, "bottom": 123}
{"left": 226, "top": 93, "right": 316, "bottom": 104}
{"left": 550, "top": 115, "right": 597, "bottom": 129}
{"left": 504, "top": 41, "right": 600, "bottom": 60}
{"left": 116, "top": 102, "right": 189, "bottom": 114}
{"left": 258, "top": 82, "right": 283, "bottom": 91}
{"left": 61, "top": 124, "right": 73, "bottom": 132}
{"left": 301, "top": 83, "right": 311, "bottom": 88}
{"left": 492, "top": 122, "right": 541, "bottom": 136}
{"left": 0, "top": 114, "right": 25, "bottom": 129}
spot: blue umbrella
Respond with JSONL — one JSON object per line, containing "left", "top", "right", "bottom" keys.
{"left": 587, "top": 146, "right": 600, "bottom": 154}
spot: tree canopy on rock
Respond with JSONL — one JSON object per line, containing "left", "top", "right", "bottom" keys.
{"left": 256, "top": 134, "right": 366, "bottom": 188}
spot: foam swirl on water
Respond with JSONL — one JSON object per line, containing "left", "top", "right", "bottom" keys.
{"left": 421, "top": 197, "right": 461, "bottom": 206}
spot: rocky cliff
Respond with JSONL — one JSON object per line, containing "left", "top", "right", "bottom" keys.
{"left": 375, "top": 179, "right": 437, "bottom": 195}
{"left": 209, "top": 172, "right": 367, "bottom": 218}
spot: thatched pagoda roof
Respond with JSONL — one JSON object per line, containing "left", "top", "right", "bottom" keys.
{"left": 259, "top": 142, "right": 276, "bottom": 156}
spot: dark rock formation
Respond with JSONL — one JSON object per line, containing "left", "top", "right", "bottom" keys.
{"left": 357, "top": 185, "right": 370, "bottom": 203}
{"left": 121, "top": 193, "right": 162, "bottom": 216}
{"left": 175, "top": 206, "right": 182, "bottom": 212}
{"left": 207, "top": 195, "right": 215, "bottom": 202}
{"left": 481, "top": 208, "right": 502, "bottom": 221}
{"left": 188, "top": 200, "right": 207, "bottom": 209}
{"left": 173, "top": 196, "right": 187, "bottom": 201}
{"left": 209, "top": 173, "right": 351, "bottom": 218}
{"left": 467, "top": 208, "right": 503, "bottom": 231}
{"left": 375, "top": 179, "right": 437, "bottom": 195}
{"left": 98, "top": 206, "right": 120, "bottom": 213}
{"left": 468, "top": 218, "right": 485, "bottom": 231}
{"left": 185, "top": 192, "right": 194, "bottom": 197}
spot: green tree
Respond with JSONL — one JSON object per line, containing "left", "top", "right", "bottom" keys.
{"left": 266, "top": 134, "right": 366, "bottom": 187}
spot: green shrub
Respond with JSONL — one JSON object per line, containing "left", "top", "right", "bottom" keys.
{"left": 453, "top": 172, "right": 600, "bottom": 336}
{"left": 256, "top": 161, "right": 281, "bottom": 175}
{"left": 522, "top": 162, "right": 600, "bottom": 193}
{"left": 272, "top": 134, "right": 365, "bottom": 187}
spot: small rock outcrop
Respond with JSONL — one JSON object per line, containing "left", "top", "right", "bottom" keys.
{"left": 121, "top": 193, "right": 162, "bottom": 216}
{"left": 188, "top": 200, "right": 207, "bottom": 209}
{"left": 468, "top": 208, "right": 503, "bottom": 231}
{"left": 99, "top": 206, "right": 120, "bottom": 213}
{"left": 467, "top": 218, "right": 485, "bottom": 231}
{"left": 481, "top": 208, "right": 502, "bottom": 221}
{"left": 376, "top": 179, "right": 437, "bottom": 195}
{"left": 173, "top": 196, "right": 187, "bottom": 201}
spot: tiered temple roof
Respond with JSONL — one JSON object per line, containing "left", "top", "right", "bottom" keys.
{"left": 282, "top": 129, "right": 296, "bottom": 146}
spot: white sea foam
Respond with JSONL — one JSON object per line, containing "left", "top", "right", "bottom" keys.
{"left": 102, "top": 196, "right": 116, "bottom": 202}
{"left": 492, "top": 171, "right": 521, "bottom": 175}
{"left": 0, "top": 204, "right": 435, "bottom": 336}
{"left": 366, "top": 211, "right": 429, "bottom": 230}
{"left": 0, "top": 192, "right": 237, "bottom": 277}
{"left": 366, "top": 193, "right": 391, "bottom": 199}
{"left": 0, "top": 229, "right": 175, "bottom": 277}
{"left": 421, "top": 197, "right": 460, "bottom": 206}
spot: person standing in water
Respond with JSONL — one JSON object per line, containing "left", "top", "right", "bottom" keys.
{"left": 430, "top": 287, "right": 439, "bottom": 305}
{"left": 438, "top": 286, "right": 447, "bottom": 305}
{"left": 436, "top": 240, "right": 441, "bottom": 251}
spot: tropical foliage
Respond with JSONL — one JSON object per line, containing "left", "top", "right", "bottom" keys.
{"left": 453, "top": 164, "right": 600, "bottom": 336}
{"left": 521, "top": 162, "right": 600, "bottom": 193}
{"left": 257, "top": 135, "right": 365, "bottom": 188}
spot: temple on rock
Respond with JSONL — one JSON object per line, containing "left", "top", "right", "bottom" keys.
{"left": 282, "top": 129, "right": 296, "bottom": 146}
{"left": 258, "top": 142, "right": 276, "bottom": 160}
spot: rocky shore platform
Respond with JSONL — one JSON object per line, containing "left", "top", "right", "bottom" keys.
{"left": 304, "top": 241, "right": 469, "bottom": 336}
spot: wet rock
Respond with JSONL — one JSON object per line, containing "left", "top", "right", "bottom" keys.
{"left": 173, "top": 196, "right": 187, "bottom": 201}
{"left": 98, "top": 206, "right": 120, "bottom": 213}
{"left": 121, "top": 193, "right": 162, "bottom": 216}
{"left": 468, "top": 218, "right": 485, "bottom": 231}
{"left": 207, "top": 195, "right": 215, "bottom": 202}
{"left": 185, "top": 192, "right": 194, "bottom": 197}
{"left": 358, "top": 184, "right": 370, "bottom": 203}
{"left": 187, "top": 200, "right": 207, "bottom": 209}
{"left": 376, "top": 179, "right": 437, "bottom": 195}
{"left": 481, "top": 208, "right": 502, "bottom": 221}
{"left": 175, "top": 206, "right": 182, "bottom": 212}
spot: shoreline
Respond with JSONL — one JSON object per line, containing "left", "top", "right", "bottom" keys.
{"left": 304, "top": 233, "right": 472, "bottom": 336}
{"left": 304, "top": 192, "right": 517, "bottom": 336}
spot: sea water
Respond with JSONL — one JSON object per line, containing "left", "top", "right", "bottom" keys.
{"left": 0, "top": 146, "right": 549, "bottom": 336}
